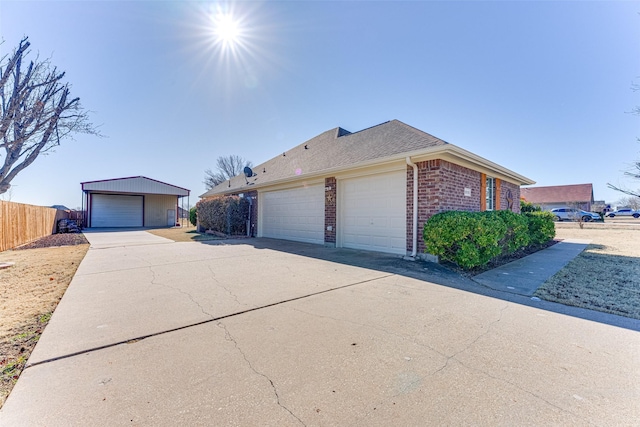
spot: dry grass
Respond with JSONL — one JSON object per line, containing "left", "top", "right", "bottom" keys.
{"left": 0, "top": 242, "right": 89, "bottom": 407}
{"left": 0, "top": 245, "right": 88, "bottom": 338}
{"left": 535, "top": 222, "right": 640, "bottom": 319}
{"left": 146, "top": 224, "right": 225, "bottom": 242}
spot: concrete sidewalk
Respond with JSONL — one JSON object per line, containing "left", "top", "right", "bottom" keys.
{"left": 473, "top": 238, "right": 590, "bottom": 296}
{"left": 1, "top": 232, "right": 639, "bottom": 426}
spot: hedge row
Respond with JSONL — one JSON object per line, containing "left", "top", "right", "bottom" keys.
{"left": 423, "top": 210, "right": 555, "bottom": 269}
{"left": 196, "top": 196, "right": 250, "bottom": 235}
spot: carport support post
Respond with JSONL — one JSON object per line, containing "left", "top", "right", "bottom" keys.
{"left": 406, "top": 157, "right": 418, "bottom": 258}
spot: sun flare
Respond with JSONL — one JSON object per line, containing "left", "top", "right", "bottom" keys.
{"left": 214, "top": 13, "right": 240, "bottom": 46}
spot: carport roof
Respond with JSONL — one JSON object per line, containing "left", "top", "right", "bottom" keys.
{"left": 82, "top": 176, "right": 190, "bottom": 196}
{"left": 200, "top": 119, "right": 534, "bottom": 198}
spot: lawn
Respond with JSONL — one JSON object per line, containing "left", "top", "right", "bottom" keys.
{"left": 535, "top": 222, "right": 640, "bottom": 319}
{"left": 0, "top": 237, "right": 89, "bottom": 407}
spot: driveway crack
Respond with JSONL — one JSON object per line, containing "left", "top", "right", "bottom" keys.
{"left": 217, "top": 321, "right": 306, "bottom": 426}
{"left": 289, "top": 307, "right": 449, "bottom": 360}
{"left": 207, "top": 266, "right": 246, "bottom": 308}
{"left": 149, "top": 266, "right": 215, "bottom": 319}
{"left": 432, "top": 303, "right": 509, "bottom": 376}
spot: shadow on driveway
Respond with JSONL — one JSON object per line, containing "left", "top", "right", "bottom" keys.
{"left": 201, "top": 237, "right": 640, "bottom": 332}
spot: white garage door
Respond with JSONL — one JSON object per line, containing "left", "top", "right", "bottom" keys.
{"left": 261, "top": 185, "right": 324, "bottom": 244}
{"left": 340, "top": 171, "right": 407, "bottom": 255}
{"left": 91, "top": 194, "right": 143, "bottom": 227}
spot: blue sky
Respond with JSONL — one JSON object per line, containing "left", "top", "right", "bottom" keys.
{"left": 1, "top": 0, "right": 639, "bottom": 209}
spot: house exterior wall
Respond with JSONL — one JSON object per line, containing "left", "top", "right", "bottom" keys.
{"left": 144, "top": 194, "right": 178, "bottom": 227}
{"left": 407, "top": 159, "right": 483, "bottom": 255}
{"left": 217, "top": 160, "right": 525, "bottom": 257}
{"left": 407, "top": 160, "right": 521, "bottom": 256}
{"left": 324, "top": 177, "right": 337, "bottom": 245}
{"left": 438, "top": 160, "right": 483, "bottom": 213}
{"left": 499, "top": 180, "right": 521, "bottom": 213}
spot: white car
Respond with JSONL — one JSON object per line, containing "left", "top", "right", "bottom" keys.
{"left": 550, "top": 208, "right": 600, "bottom": 222}
{"left": 606, "top": 209, "right": 639, "bottom": 218}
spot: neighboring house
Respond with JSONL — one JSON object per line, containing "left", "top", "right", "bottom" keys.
{"left": 178, "top": 206, "right": 190, "bottom": 218}
{"left": 82, "top": 176, "right": 190, "bottom": 228}
{"left": 50, "top": 204, "right": 71, "bottom": 211}
{"left": 521, "top": 183, "right": 594, "bottom": 212}
{"left": 200, "top": 120, "right": 534, "bottom": 257}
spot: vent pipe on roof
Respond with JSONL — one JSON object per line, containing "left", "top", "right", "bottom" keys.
{"left": 406, "top": 157, "right": 418, "bottom": 259}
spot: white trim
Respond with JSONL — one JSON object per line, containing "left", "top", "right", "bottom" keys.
{"left": 406, "top": 157, "right": 418, "bottom": 258}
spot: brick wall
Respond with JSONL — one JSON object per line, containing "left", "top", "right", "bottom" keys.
{"left": 324, "top": 177, "right": 336, "bottom": 244}
{"left": 499, "top": 180, "right": 521, "bottom": 213}
{"left": 407, "top": 159, "right": 483, "bottom": 255}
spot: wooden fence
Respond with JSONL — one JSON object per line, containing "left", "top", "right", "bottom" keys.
{"left": 0, "top": 200, "right": 59, "bottom": 252}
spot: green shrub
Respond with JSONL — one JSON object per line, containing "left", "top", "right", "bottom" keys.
{"left": 196, "top": 196, "right": 249, "bottom": 235}
{"left": 423, "top": 211, "right": 506, "bottom": 269}
{"left": 424, "top": 209, "right": 556, "bottom": 270}
{"left": 493, "top": 210, "right": 530, "bottom": 253}
{"left": 520, "top": 200, "right": 541, "bottom": 213}
{"left": 524, "top": 211, "right": 556, "bottom": 245}
{"left": 189, "top": 207, "right": 197, "bottom": 227}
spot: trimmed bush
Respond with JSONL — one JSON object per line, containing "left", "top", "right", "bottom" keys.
{"left": 196, "top": 196, "right": 250, "bottom": 235}
{"left": 524, "top": 211, "right": 556, "bottom": 245}
{"left": 520, "top": 199, "right": 541, "bottom": 213}
{"left": 189, "top": 207, "right": 197, "bottom": 227}
{"left": 493, "top": 210, "right": 530, "bottom": 254}
{"left": 424, "top": 210, "right": 555, "bottom": 269}
{"left": 423, "top": 211, "right": 506, "bottom": 269}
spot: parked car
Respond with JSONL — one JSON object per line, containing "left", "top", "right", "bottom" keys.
{"left": 550, "top": 208, "right": 601, "bottom": 222}
{"left": 606, "top": 208, "right": 640, "bottom": 218}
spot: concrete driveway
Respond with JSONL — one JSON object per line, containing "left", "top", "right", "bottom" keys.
{"left": 1, "top": 230, "right": 639, "bottom": 425}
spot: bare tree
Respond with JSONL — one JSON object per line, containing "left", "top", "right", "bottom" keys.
{"left": 607, "top": 162, "right": 640, "bottom": 198}
{"left": 0, "top": 37, "right": 100, "bottom": 194}
{"left": 615, "top": 195, "right": 640, "bottom": 210}
{"left": 608, "top": 81, "right": 640, "bottom": 198}
{"left": 204, "top": 155, "right": 253, "bottom": 190}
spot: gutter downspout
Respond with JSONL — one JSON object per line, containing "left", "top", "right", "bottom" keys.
{"left": 406, "top": 157, "right": 418, "bottom": 258}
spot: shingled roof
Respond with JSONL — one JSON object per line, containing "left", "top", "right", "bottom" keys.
{"left": 201, "top": 120, "right": 533, "bottom": 197}
{"left": 521, "top": 184, "right": 594, "bottom": 204}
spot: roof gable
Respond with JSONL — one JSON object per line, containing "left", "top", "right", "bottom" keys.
{"left": 521, "top": 184, "right": 593, "bottom": 204}
{"left": 82, "top": 176, "right": 190, "bottom": 196}
{"left": 202, "top": 120, "right": 448, "bottom": 197}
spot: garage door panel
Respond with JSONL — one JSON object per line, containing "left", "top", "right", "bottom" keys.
{"left": 262, "top": 185, "right": 324, "bottom": 244}
{"left": 91, "top": 194, "right": 143, "bottom": 228}
{"left": 340, "top": 171, "right": 406, "bottom": 255}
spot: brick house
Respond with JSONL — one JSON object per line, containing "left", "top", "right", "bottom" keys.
{"left": 520, "top": 183, "right": 594, "bottom": 212}
{"left": 200, "top": 120, "right": 534, "bottom": 258}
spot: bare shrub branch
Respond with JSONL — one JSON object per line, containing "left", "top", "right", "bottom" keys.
{"left": 204, "top": 155, "right": 253, "bottom": 190}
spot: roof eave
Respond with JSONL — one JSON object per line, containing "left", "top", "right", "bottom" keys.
{"left": 200, "top": 145, "right": 534, "bottom": 198}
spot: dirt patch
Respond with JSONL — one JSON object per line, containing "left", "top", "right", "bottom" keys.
{"left": 0, "top": 235, "right": 89, "bottom": 407}
{"left": 443, "top": 240, "right": 559, "bottom": 278}
{"left": 535, "top": 223, "right": 640, "bottom": 319}
{"left": 14, "top": 233, "right": 88, "bottom": 250}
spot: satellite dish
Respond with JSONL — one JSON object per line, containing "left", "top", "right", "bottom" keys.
{"left": 243, "top": 166, "right": 255, "bottom": 178}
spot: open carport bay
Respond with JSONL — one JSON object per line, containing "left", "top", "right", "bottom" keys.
{"left": 1, "top": 232, "right": 638, "bottom": 426}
